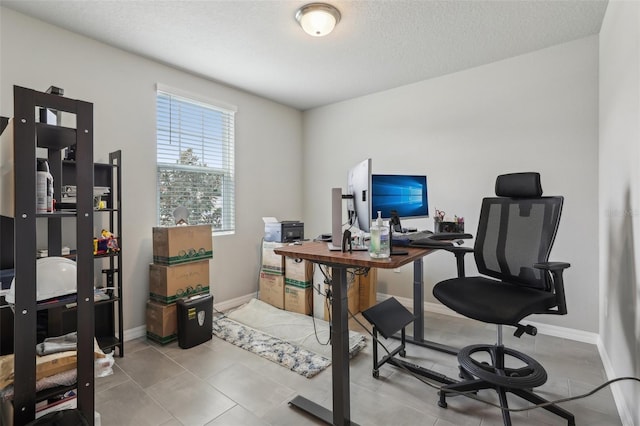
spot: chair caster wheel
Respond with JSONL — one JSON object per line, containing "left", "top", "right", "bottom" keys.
{"left": 372, "top": 370, "right": 379, "bottom": 378}
{"left": 399, "top": 350, "right": 406, "bottom": 357}
{"left": 438, "top": 400, "right": 448, "bottom": 408}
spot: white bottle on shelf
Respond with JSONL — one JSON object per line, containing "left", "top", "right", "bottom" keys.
{"left": 369, "top": 211, "right": 390, "bottom": 258}
{"left": 36, "top": 158, "right": 49, "bottom": 213}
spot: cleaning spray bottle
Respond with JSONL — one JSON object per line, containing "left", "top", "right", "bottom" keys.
{"left": 369, "top": 211, "right": 390, "bottom": 258}
{"left": 36, "top": 158, "right": 49, "bottom": 213}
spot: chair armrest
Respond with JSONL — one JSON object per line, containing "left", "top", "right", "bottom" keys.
{"left": 428, "top": 232, "right": 473, "bottom": 241}
{"left": 410, "top": 234, "right": 474, "bottom": 277}
{"left": 534, "top": 261, "right": 571, "bottom": 271}
{"left": 534, "top": 262, "right": 570, "bottom": 315}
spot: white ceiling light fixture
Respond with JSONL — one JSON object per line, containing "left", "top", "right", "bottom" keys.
{"left": 295, "top": 3, "right": 341, "bottom": 37}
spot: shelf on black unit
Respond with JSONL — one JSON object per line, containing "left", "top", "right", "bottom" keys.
{"left": 35, "top": 383, "right": 77, "bottom": 404}
{"left": 96, "top": 335, "right": 121, "bottom": 352}
{"left": 36, "top": 296, "right": 77, "bottom": 311}
{"left": 35, "top": 211, "right": 76, "bottom": 218}
{"left": 95, "top": 296, "right": 120, "bottom": 306}
{"left": 35, "top": 123, "right": 76, "bottom": 150}
{"left": 93, "top": 252, "right": 120, "bottom": 259}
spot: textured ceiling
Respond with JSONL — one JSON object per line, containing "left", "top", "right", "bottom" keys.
{"left": 1, "top": 0, "right": 608, "bottom": 111}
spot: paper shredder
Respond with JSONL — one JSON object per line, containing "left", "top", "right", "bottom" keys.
{"left": 177, "top": 294, "right": 213, "bottom": 349}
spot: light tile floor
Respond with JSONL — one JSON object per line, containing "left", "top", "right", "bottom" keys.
{"left": 95, "top": 311, "right": 621, "bottom": 425}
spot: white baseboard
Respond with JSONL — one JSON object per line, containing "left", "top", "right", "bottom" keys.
{"left": 127, "top": 291, "right": 599, "bottom": 345}
{"left": 597, "top": 337, "right": 634, "bottom": 426}
{"left": 213, "top": 293, "right": 256, "bottom": 312}
{"left": 123, "top": 325, "right": 146, "bottom": 341}
{"left": 377, "top": 292, "right": 599, "bottom": 344}
{"left": 124, "top": 293, "right": 257, "bottom": 343}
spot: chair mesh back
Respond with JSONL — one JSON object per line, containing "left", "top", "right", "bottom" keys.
{"left": 474, "top": 196, "right": 563, "bottom": 290}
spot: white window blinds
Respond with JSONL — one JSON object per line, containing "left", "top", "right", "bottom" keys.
{"left": 156, "top": 88, "right": 235, "bottom": 232}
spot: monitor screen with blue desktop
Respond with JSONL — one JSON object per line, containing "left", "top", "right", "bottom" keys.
{"left": 371, "top": 174, "right": 429, "bottom": 220}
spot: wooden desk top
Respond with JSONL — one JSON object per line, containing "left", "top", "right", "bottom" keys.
{"left": 274, "top": 241, "right": 434, "bottom": 269}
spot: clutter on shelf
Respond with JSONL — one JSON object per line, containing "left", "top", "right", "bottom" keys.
{"left": 434, "top": 208, "right": 465, "bottom": 233}
{"left": 93, "top": 229, "right": 119, "bottom": 255}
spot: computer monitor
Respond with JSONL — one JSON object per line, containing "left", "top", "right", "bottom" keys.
{"left": 346, "top": 158, "right": 372, "bottom": 233}
{"left": 371, "top": 174, "right": 429, "bottom": 221}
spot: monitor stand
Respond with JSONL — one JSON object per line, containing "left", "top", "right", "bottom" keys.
{"left": 389, "top": 213, "right": 408, "bottom": 256}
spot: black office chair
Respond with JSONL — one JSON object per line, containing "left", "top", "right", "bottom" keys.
{"left": 431, "top": 172, "right": 574, "bottom": 425}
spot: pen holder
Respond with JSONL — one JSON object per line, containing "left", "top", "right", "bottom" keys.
{"left": 434, "top": 218, "right": 464, "bottom": 234}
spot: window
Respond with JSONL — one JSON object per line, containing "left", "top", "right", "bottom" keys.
{"left": 156, "top": 86, "right": 236, "bottom": 232}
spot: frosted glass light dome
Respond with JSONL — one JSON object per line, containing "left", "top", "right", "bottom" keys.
{"left": 296, "top": 3, "right": 341, "bottom": 37}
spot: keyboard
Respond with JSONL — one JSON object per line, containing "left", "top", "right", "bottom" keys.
{"left": 392, "top": 230, "right": 434, "bottom": 246}
{"left": 401, "top": 230, "right": 434, "bottom": 240}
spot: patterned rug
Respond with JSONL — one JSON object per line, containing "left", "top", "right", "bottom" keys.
{"left": 212, "top": 299, "right": 367, "bottom": 378}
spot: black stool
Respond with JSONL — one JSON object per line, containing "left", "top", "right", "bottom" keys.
{"left": 362, "top": 297, "right": 416, "bottom": 378}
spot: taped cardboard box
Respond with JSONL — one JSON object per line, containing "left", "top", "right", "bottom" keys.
{"left": 284, "top": 257, "right": 313, "bottom": 288}
{"left": 259, "top": 271, "right": 284, "bottom": 309}
{"left": 146, "top": 300, "right": 177, "bottom": 344}
{"left": 0, "top": 339, "right": 105, "bottom": 389}
{"left": 261, "top": 241, "right": 285, "bottom": 275}
{"left": 152, "top": 224, "right": 213, "bottom": 266}
{"left": 284, "top": 285, "right": 313, "bottom": 315}
{"left": 149, "top": 260, "right": 210, "bottom": 303}
{"left": 324, "top": 270, "right": 360, "bottom": 321}
{"left": 358, "top": 267, "right": 378, "bottom": 311}
{"left": 0, "top": 351, "right": 76, "bottom": 389}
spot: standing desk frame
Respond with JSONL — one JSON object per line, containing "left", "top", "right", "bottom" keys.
{"left": 275, "top": 242, "right": 452, "bottom": 426}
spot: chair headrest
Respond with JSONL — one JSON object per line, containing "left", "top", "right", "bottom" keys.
{"left": 495, "top": 173, "right": 542, "bottom": 198}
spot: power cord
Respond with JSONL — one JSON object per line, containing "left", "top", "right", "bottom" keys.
{"left": 341, "top": 292, "right": 640, "bottom": 415}
{"left": 308, "top": 264, "right": 331, "bottom": 346}
{"left": 310, "top": 264, "right": 369, "bottom": 346}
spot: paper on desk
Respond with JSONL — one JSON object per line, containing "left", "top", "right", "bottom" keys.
{"left": 262, "top": 217, "right": 279, "bottom": 224}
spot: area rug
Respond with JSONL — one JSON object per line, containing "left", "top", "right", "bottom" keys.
{"left": 212, "top": 298, "right": 367, "bottom": 378}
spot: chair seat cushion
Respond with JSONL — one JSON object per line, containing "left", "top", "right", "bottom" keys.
{"left": 433, "top": 276, "right": 557, "bottom": 325}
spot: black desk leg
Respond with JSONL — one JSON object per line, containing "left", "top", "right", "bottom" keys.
{"left": 289, "top": 266, "right": 359, "bottom": 426}
{"left": 392, "top": 258, "right": 457, "bottom": 356}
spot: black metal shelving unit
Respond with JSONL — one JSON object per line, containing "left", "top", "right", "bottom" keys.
{"left": 11, "top": 85, "right": 95, "bottom": 425}
{"left": 94, "top": 150, "right": 123, "bottom": 356}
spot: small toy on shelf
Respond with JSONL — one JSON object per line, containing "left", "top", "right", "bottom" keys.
{"left": 93, "top": 229, "right": 120, "bottom": 255}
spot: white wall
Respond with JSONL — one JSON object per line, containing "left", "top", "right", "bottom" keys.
{"left": 0, "top": 7, "right": 303, "bottom": 330}
{"left": 599, "top": 1, "right": 640, "bottom": 424}
{"left": 303, "top": 36, "right": 600, "bottom": 333}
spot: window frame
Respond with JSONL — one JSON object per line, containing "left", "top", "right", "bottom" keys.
{"left": 155, "top": 83, "right": 236, "bottom": 233}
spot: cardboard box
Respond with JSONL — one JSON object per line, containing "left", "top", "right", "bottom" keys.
{"left": 146, "top": 300, "right": 177, "bottom": 344}
{"left": 0, "top": 351, "right": 77, "bottom": 389}
{"left": 285, "top": 257, "right": 313, "bottom": 288}
{"left": 259, "top": 271, "right": 285, "bottom": 309}
{"left": 324, "top": 271, "right": 360, "bottom": 321}
{"left": 284, "top": 285, "right": 313, "bottom": 315}
{"left": 358, "top": 267, "right": 378, "bottom": 311}
{"left": 152, "top": 224, "right": 213, "bottom": 266}
{"left": 261, "top": 241, "right": 285, "bottom": 275}
{"left": 149, "top": 260, "right": 210, "bottom": 304}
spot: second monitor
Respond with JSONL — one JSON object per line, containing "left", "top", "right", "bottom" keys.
{"left": 371, "top": 174, "right": 429, "bottom": 229}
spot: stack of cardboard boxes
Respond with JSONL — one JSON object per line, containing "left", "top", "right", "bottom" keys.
{"left": 259, "top": 241, "right": 378, "bottom": 317}
{"left": 146, "top": 224, "right": 213, "bottom": 344}
{"left": 259, "top": 241, "right": 313, "bottom": 315}
{"left": 323, "top": 267, "right": 378, "bottom": 321}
